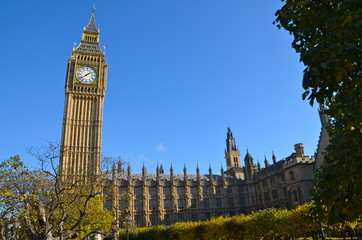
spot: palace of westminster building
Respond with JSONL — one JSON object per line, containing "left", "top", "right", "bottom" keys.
{"left": 59, "top": 9, "right": 329, "bottom": 228}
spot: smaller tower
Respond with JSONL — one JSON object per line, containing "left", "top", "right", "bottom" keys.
{"left": 225, "top": 127, "right": 241, "bottom": 169}
{"left": 244, "top": 151, "right": 255, "bottom": 179}
{"left": 294, "top": 143, "right": 305, "bottom": 157}
{"left": 244, "top": 150, "right": 254, "bottom": 167}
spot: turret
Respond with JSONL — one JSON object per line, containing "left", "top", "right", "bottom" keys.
{"left": 244, "top": 151, "right": 255, "bottom": 179}
{"left": 294, "top": 143, "right": 305, "bottom": 157}
{"left": 244, "top": 150, "right": 254, "bottom": 167}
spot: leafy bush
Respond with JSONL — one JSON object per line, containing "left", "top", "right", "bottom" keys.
{"left": 118, "top": 203, "right": 360, "bottom": 240}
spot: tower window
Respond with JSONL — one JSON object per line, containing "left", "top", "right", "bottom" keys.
{"left": 191, "top": 198, "right": 197, "bottom": 208}
{"left": 177, "top": 213, "right": 184, "bottom": 222}
{"left": 134, "top": 200, "right": 141, "bottom": 211}
{"left": 190, "top": 187, "right": 197, "bottom": 195}
{"left": 204, "top": 198, "right": 210, "bottom": 208}
{"left": 216, "top": 198, "right": 222, "bottom": 208}
{"left": 163, "top": 187, "right": 170, "bottom": 196}
{"left": 149, "top": 187, "right": 155, "bottom": 196}
{"left": 164, "top": 199, "right": 170, "bottom": 210}
{"left": 134, "top": 187, "right": 141, "bottom": 197}
{"left": 177, "top": 199, "right": 184, "bottom": 209}
{"left": 164, "top": 214, "right": 170, "bottom": 225}
{"left": 149, "top": 199, "right": 156, "bottom": 210}
{"left": 203, "top": 186, "right": 209, "bottom": 195}
{"left": 150, "top": 215, "right": 157, "bottom": 226}
{"left": 134, "top": 215, "right": 141, "bottom": 227}
{"left": 228, "top": 198, "right": 234, "bottom": 207}
{"left": 177, "top": 187, "right": 184, "bottom": 195}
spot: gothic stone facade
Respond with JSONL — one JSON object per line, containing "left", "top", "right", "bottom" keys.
{"left": 104, "top": 129, "right": 315, "bottom": 227}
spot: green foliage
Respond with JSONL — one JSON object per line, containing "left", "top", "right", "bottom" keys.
{"left": 0, "top": 155, "right": 43, "bottom": 239}
{"left": 118, "top": 204, "right": 361, "bottom": 240}
{"left": 0, "top": 154, "right": 114, "bottom": 240}
{"left": 64, "top": 196, "right": 113, "bottom": 240}
{"left": 274, "top": 0, "right": 362, "bottom": 224}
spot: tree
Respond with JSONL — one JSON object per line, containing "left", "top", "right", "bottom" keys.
{"left": 0, "top": 155, "right": 30, "bottom": 240}
{"left": 274, "top": 0, "right": 362, "bottom": 223}
{"left": 0, "top": 144, "right": 114, "bottom": 240}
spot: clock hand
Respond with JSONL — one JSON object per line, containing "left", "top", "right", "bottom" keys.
{"left": 82, "top": 72, "right": 91, "bottom": 78}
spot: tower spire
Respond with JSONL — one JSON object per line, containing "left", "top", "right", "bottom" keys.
{"left": 84, "top": 5, "right": 99, "bottom": 34}
{"left": 73, "top": 7, "right": 103, "bottom": 55}
{"left": 225, "top": 127, "right": 241, "bottom": 169}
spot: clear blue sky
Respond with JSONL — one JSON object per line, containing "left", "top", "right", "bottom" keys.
{"left": 0, "top": 1, "right": 321, "bottom": 174}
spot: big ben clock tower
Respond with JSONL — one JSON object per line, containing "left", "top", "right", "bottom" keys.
{"left": 59, "top": 7, "right": 107, "bottom": 179}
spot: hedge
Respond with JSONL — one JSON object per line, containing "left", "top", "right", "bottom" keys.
{"left": 118, "top": 203, "right": 361, "bottom": 240}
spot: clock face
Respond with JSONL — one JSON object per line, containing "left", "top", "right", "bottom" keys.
{"left": 76, "top": 66, "right": 97, "bottom": 84}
